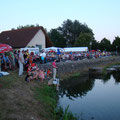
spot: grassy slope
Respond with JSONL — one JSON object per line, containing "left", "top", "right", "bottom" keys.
{"left": 0, "top": 70, "right": 56, "bottom": 120}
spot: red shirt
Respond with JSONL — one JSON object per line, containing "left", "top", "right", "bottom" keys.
{"left": 47, "top": 70, "right": 51, "bottom": 75}
{"left": 27, "top": 67, "right": 31, "bottom": 73}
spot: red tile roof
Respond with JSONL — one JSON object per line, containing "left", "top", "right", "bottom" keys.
{"left": 0, "top": 26, "right": 52, "bottom": 48}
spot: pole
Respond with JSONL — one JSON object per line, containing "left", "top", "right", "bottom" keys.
{"left": 90, "top": 42, "right": 92, "bottom": 58}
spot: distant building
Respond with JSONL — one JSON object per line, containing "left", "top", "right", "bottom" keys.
{"left": 0, "top": 26, "right": 52, "bottom": 49}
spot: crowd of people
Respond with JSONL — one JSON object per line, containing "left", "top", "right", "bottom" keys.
{"left": 0, "top": 48, "right": 112, "bottom": 83}
{"left": 25, "top": 63, "right": 52, "bottom": 82}
{"left": 38, "top": 50, "right": 112, "bottom": 63}
{"left": 0, "top": 49, "right": 53, "bottom": 83}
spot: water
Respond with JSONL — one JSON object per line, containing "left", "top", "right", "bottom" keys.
{"left": 58, "top": 70, "right": 120, "bottom": 120}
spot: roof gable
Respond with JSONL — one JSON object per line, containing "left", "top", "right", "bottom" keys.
{"left": 0, "top": 26, "right": 52, "bottom": 48}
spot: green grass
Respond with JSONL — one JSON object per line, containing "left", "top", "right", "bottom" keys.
{"left": 0, "top": 71, "right": 17, "bottom": 88}
{"left": 54, "top": 105, "right": 78, "bottom": 120}
{"left": 34, "top": 84, "right": 58, "bottom": 108}
{"left": 33, "top": 84, "right": 58, "bottom": 119}
{"left": 102, "top": 62, "right": 120, "bottom": 74}
{"left": 33, "top": 84, "right": 78, "bottom": 120}
{"left": 61, "top": 71, "right": 89, "bottom": 81}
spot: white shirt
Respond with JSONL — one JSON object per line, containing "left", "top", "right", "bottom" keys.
{"left": 19, "top": 52, "right": 24, "bottom": 63}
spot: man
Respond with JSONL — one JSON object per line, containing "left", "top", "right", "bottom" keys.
{"left": 10, "top": 51, "right": 15, "bottom": 68}
{"left": 52, "top": 59, "right": 57, "bottom": 80}
{"left": 40, "top": 51, "right": 46, "bottom": 64}
{"left": 18, "top": 50, "right": 24, "bottom": 76}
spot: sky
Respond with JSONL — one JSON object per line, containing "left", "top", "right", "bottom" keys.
{"left": 0, "top": 0, "right": 120, "bottom": 43}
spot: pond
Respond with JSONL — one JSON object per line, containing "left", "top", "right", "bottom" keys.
{"left": 58, "top": 70, "right": 120, "bottom": 120}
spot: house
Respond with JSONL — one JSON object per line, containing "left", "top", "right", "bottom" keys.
{"left": 0, "top": 26, "right": 52, "bottom": 49}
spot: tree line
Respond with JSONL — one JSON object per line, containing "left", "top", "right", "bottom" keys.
{"left": 48, "top": 19, "right": 120, "bottom": 53}
{"left": 14, "top": 19, "right": 120, "bottom": 52}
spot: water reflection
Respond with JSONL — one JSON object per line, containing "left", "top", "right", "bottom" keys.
{"left": 59, "top": 71, "right": 120, "bottom": 99}
{"left": 59, "top": 73, "right": 114, "bottom": 99}
{"left": 58, "top": 69, "right": 120, "bottom": 120}
{"left": 59, "top": 75, "right": 95, "bottom": 99}
{"left": 89, "top": 70, "right": 120, "bottom": 84}
{"left": 112, "top": 70, "right": 120, "bottom": 83}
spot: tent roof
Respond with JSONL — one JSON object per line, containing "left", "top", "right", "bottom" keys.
{"left": 43, "top": 47, "right": 63, "bottom": 52}
{"left": 64, "top": 47, "right": 88, "bottom": 52}
{"left": 43, "top": 47, "right": 88, "bottom": 52}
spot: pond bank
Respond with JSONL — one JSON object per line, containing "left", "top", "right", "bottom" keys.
{"left": 39, "top": 56, "right": 120, "bottom": 78}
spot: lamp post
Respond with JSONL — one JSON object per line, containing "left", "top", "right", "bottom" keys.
{"left": 90, "top": 41, "right": 92, "bottom": 58}
{"left": 90, "top": 42, "right": 92, "bottom": 51}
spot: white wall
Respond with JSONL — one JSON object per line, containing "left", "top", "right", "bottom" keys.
{"left": 27, "top": 29, "right": 46, "bottom": 49}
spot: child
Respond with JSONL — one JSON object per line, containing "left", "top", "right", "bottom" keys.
{"left": 35, "top": 64, "right": 39, "bottom": 71}
{"left": 32, "top": 68, "right": 39, "bottom": 80}
{"left": 30, "top": 63, "right": 39, "bottom": 80}
{"left": 25, "top": 71, "right": 33, "bottom": 82}
{"left": 47, "top": 68, "right": 52, "bottom": 78}
{"left": 25, "top": 65, "right": 32, "bottom": 82}
{"left": 39, "top": 69, "right": 45, "bottom": 82}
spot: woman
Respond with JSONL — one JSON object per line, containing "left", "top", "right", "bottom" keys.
{"left": 52, "top": 59, "right": 57, "bottom": 80}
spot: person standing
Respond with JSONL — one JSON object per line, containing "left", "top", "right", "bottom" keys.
{"left": 52, "top": 59, "right": 57, "bottom": 80}
{"left": 18, "top": 50, "right": 24, "bottom": 76}
{"left": 0, "top": 54, "right": 2, "bottom": 72}
{"left": 41, "top": 51, "right": 46, "bottom": 64}
{"left": 10, "top": 51, "right": 15, "bottom": 68}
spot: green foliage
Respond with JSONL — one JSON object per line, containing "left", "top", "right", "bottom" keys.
{"left": 74, "top": 33, "right": 94, "bottom": 48}
{"left": 112, "top": 36, "right": 120, "bottom": 52}
{"left": 33, "top": 84, "right": 78, "bottom": 120}
{"left": 49, "top": 19, "right": 94, "bottom": 47}
{"left": 102, "top": 62, "right": 120, "bottom": 73}
{"left": 48, "top": 29, "right": 66, "bottom": 47}
{"left": 54, "top": 106, "right": 78, "bottom": 120}
{"left": 91, "top": 39, "right": 100, "bottom": 50}
{"left": 34, "top": 85, "right": 58, "bottom": 109}
{"left": 99, "top": 38, "right": 111, "bottom": 51}
{"left": 16, "top": 24, "right": 40, "bottom": 29}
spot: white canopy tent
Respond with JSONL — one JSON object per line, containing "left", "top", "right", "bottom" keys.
{"left": 20, "top": 47, "right": 39, "bottom": 55}
{"left": 43, "top": 47, "right": 64, "bottom": 52}
{"left": 43, "top": 47, "right": 88, "bottom": 52}
{"left": 63, "top": 47, "right": 88, "bottom": 52}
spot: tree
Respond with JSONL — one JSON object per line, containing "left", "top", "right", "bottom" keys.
{"left": 16, "top": 24, "right": 40, "bottom": 29}
{"left": 74, "top": 33, "right": 94, "bottom": 49}
{"left": 57, "top": 19, "right": 94, "bottom": 47}
{"left": 48, "top": 29, "right": 66, "bottom": 47}
{"left": 58, "top": 19, "right": 73, "bottom": 47}
{"left": 91, "top": 40, "right": 100, "bottom": 50}
{"left": 112, "top": 36, "right": 120, "bottom": 53}
{"left": 99, "top": 38, "right": 111, "bottom": 51}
